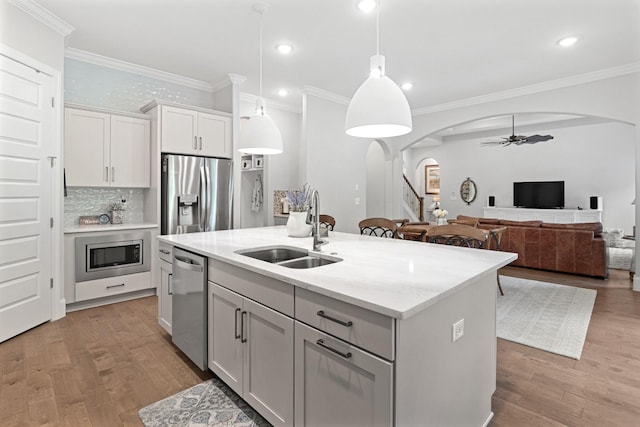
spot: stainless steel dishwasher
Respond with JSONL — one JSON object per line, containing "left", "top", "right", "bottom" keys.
{"left": 172, "top": 247, "right": 207, "bottom": 370}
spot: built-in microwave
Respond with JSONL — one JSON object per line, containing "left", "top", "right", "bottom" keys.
{"left": 75, "top": 231, "right": 151, "bottom": 282}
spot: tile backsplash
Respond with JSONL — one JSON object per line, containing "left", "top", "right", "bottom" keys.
{"left": 64, "top": 188, "right": 145, "bottom": 227}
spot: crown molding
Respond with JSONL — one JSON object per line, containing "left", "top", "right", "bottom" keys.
{"left": 240, "top": 92, "right": 301, "bottom": 114}
{"left": 413, "top": 62, "right": 640, "bottom": 116}
{"left": 301, "top": 85, "right": 350, "bottom": 105}
{"left": 228, "top": 74, "right": 247, "bottom": 86}
{"left": 64, "top": 47, "right": 220, "bottom": 92}
{"left": 9, "top": 0, "right": 74, "bottom": 36}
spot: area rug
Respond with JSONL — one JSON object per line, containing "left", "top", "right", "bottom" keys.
{"left": 139, "top": 377, "right": 270, "bottom": 426}
{"left": 496, "top": 276, "right": 597, "bottom": 360}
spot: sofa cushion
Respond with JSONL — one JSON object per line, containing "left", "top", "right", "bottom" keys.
{"left": 499, "top": 219, "right": 543, "bottom": 227}
{"left": 541, "top": 222, "right": 603, "bottom": 233}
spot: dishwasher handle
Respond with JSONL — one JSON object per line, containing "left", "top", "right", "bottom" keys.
{"left": 174, "top": 255, "right": 204, "bottom": 272}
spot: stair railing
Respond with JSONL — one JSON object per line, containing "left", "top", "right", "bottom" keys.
{"left": 402, "top": 174, "right": 424, "bottom": 222}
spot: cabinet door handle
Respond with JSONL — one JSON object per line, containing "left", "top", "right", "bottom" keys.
{"left": 105, "top": 166, "right": 109, "bottom": 182}
{"left": 193, "top": 136, "right": 197, "bottom": 149}
{"left": 241, "top": 310, "right": 248, "bottom": 343}
{"left": 106, "top": 283, "right": 125, "bottom": 289}
{"left": 168, "top": 273, "right": 173, "bottom": 295}
{"left": 159, "top": 249, "right": 170, "bottom": 255}
{"left": 199, "top": 136, "right": 202, "bottom": 150}
{"left": 234, "top": 308, "right": 241, "bottom": 339}
{"left": 317, "top": 310, "right": 353, "bottom": 327}
{"left": 316, "top": 339, "right": 352, "bottom": 359}
{"left": 111, "top": 166, "right": 115, "bottom": 182}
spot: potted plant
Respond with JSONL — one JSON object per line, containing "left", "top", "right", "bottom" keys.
{"left": 109, "top": 201, "right": 126, "bottom": 224}
{"left": 433, "top": 208, "right": 448, "bottom": 226}
{"left": 285, "top": 184, "right": 313, "bottom": 237}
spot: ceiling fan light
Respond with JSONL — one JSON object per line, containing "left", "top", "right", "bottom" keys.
{"left": 346, "top": 67, "right": 412, "bottom": 138}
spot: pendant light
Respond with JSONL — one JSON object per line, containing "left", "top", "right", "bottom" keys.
{"left": 238, "top": 3, "right": 283, "bottom": 155}
{"left": 345, "top": 0, "right": 412, "bottom": 138}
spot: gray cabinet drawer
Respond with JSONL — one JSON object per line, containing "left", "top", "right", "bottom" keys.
{"left": 208, "top": 259, "right": 294, "bottom": 317}
{"left": 295, "top": 288, "right": 395, "bottom": 361}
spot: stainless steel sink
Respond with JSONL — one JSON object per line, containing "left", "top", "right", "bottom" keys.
{"left": 235, "top": 245, "right": 342, "bottom": 269}
{"left": 235, "top": 246, "right": 308, "bottom": 263}
{"left": 279, "top": 256, "right": 341, "bottom": 269}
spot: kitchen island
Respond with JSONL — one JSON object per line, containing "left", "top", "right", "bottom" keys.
{"left": 159, "top": 226, "right": 516, "bottom": 427}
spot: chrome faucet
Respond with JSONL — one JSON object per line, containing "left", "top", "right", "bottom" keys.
{"left": 310, "top": 189, "right": 328, "bottom": 251}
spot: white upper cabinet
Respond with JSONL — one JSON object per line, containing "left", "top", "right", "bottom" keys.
{"left": 64, "top": 107, "right": 150, "bottom": 188}
{"left": 160, "top": 105, "right": 231, "bottom": 158}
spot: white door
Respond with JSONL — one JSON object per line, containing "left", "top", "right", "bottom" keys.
{"left": 243, "top": 298, "right": 294, "bottom": 427}
{"left": 64, "top": 108, "right": 110, "bottom": 187}
{"left": 198, "top": 112, "right": 230, "bottom": 158}
{"left": 294, "top": 321, "right": 393, "bottom": 427}
{"left": 208, "top": 282, "right": 244, "bottom": 394}
{"left": 161, "top": 106, "right": 197, "bottom": 155}
{"left": 0, "top": 55, "right": 55, "bottom": 343}
{"left": 110, "top": 115, "right": 150, "bottom": 187}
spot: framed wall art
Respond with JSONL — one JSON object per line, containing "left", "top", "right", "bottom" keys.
{"left": 425, "top": 165, "right": 440, "bottom": 194}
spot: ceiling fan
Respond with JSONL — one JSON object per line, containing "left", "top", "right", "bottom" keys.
{"left": 481, "top": 115, "right": 554, "bottom": 147}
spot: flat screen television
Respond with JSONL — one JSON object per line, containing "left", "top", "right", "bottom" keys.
{"left": 513, "top": 181, "right": 564, "bottom": 209}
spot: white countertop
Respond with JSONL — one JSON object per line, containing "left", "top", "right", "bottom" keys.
{"left": 159, "top": 226, "right": 516, "bottom": 319}
{"left": 64, "top": 223, "right": 158, "bottom": 234}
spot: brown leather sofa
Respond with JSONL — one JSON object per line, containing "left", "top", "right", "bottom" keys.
{"left": 456, "top": 215, "right": 608, "bottom": 278}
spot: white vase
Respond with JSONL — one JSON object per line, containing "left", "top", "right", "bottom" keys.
{"left": 287, "top": 211, "right": 312, "bottom": 237}
{"left": 436, "top": 217, "right": 447, "bottom": 226}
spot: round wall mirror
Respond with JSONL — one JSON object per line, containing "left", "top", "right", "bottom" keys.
{"left": 460, "top": 178, "right": 477, "bottom": 205}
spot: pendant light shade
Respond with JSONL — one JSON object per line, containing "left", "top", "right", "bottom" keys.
{"left": 345, "top": 1, "right": 412, "bottom": 138}
{"left": 238, "top": 3, "right": 283, "bottom": 155}
{"left": 346, "top": 56, "right": 412, "bottom": 138}
{"left": 238, "top": 99, "right": 283, "bottom": 154}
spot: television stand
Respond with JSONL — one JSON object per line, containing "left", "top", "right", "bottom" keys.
{"left": 483, "top": 207, "right": 602, "bottom": 223}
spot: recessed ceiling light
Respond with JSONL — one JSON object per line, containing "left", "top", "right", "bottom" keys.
{"left": 557, "top": 36, "right": 578, "bottom": 47}
{"left": 276, "top": 43, "right": 293, "bottom": 54}
{"left": 276, "top": 89, "right": 288, "bottom": 97}
{"left": 401, "top": 82, "right": 413, "bottom": 91}
{"left": 357, "top": 0, "right": 376, "bottom": 13}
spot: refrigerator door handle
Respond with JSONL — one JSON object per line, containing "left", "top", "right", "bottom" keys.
{"left": 200, "top": 162, "right": 209, "bottom": 232}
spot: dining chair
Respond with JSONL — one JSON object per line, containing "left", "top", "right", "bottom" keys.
{"left": 427, "top": 224, "right": 490, "bottom": 248}
{"left": 447, "top": 217, "right": 480, "bottom": 227}
{"left": 319, "top": 214, "right": 336, "bottom": 231}
{"left": 486, "top": 226, "right": 507, "bottom": 295}
{"left": 358, "top": 217, "right": 399, "bottom": 238}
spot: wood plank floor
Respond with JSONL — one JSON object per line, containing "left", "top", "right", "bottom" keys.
{"left": 0, "top": 267, "right": 638, "bottom": 426}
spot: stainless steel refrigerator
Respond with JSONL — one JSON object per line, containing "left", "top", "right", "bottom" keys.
{"left": 161, "top": 153, "right": 232, "bottom": 370}
{"left": 161, "top": 154, "right": 232, "bottom": 235}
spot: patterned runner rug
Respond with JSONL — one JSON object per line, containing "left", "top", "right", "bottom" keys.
{"left": 496, "top": 276, "right": 597, "bottom": 360}
{"left": 139, "top": 377, "right": 271, "bottom": 427}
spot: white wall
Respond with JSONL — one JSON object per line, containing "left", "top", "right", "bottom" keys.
{"left": 0, "top": 0, "right": 65, "bottom": 70}
{"left": 302, "top": 94, "right": 368, "bottom": 233}
{"left": 407, "top": 121, "right": 635, "bottom": 233}
{"left": 366, "top": 142, "right": 386, "bottom": 218}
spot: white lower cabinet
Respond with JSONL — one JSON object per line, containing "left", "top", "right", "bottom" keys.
{"left": 158, "top": 258, "right": 172, "bottom": 334}
{"left": 208, "top": 282, "right": 294, "bottom": 427}
{"left": 294, "top": 321, "right": 393, "bottom": 427}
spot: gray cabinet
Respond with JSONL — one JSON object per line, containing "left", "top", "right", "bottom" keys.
{"left": 208, "top": 282, "right": 294, "bottom": 427}
{"left": 294, "top": 321, "right": 393, "bottom": 427}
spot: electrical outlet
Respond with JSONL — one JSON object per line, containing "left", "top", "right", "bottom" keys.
{"left": 354, "top": 197, "right": 360, "bottom": 205}
{"left": 452, "top": 319, "right": 464, "bottom": 342}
